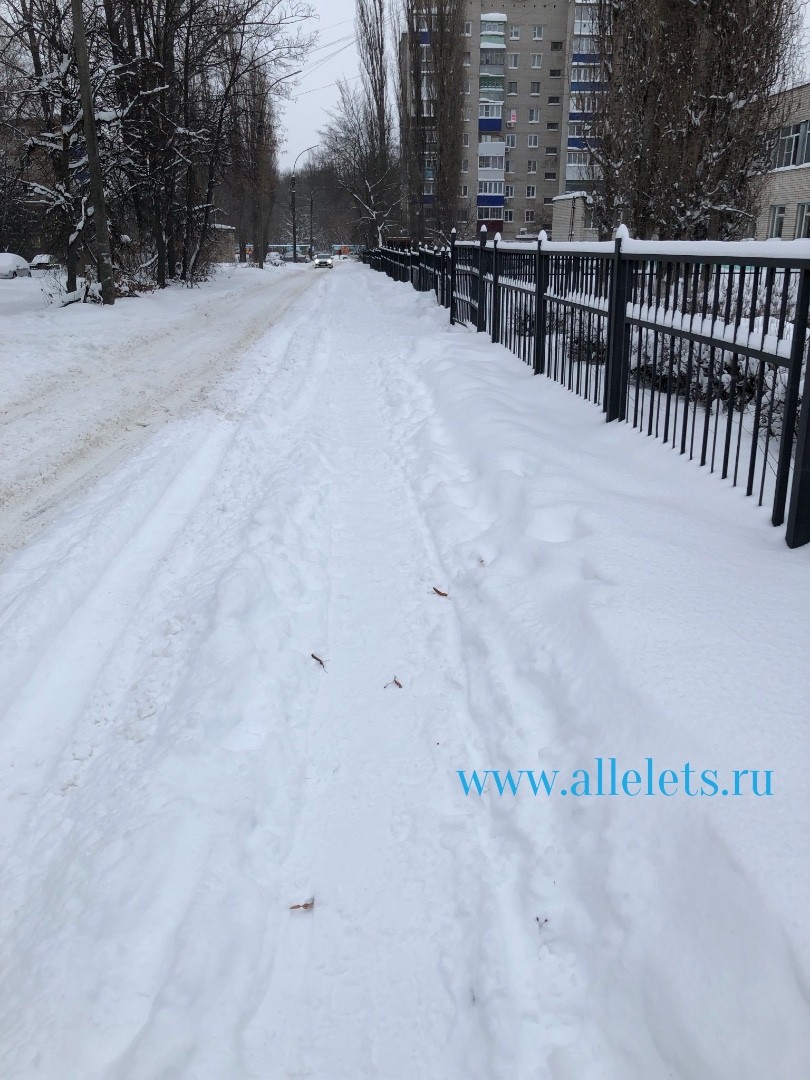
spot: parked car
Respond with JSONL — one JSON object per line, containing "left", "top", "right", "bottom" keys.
{"left": 266, "top": 252, "right": 284, "bottom": 267}
{"left": 0, "top": 253, "right": 31, "bottom": 278}
{"left": 313, "top": 252, "right": 333, "bottom": 269}
{"left": 30, "top": 253, "right": 60, "bottom": 270}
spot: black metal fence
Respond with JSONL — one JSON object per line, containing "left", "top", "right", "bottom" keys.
{"left": 364, "top": 230, "right": 810, "bottom": 549}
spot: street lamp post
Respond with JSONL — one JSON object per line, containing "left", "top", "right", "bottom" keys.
{"left": 309, "top": 190, "right": 314, "bottom": 261}
{"left": 291, "top": 144, "right": 317, "bottom": 263}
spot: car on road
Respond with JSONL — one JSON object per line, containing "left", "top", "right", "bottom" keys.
{"left": 0, "top": 253, "right": 31, "bottom": 278}
{"left": 313, "top": 253, "right": 333, "bottom": 269}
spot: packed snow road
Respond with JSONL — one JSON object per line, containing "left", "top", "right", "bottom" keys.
{"left": 0, "top": 264, "right": 316, "bottom": 555}
{"left": 0, "top": 262, "right": 808, "bottom": 1080}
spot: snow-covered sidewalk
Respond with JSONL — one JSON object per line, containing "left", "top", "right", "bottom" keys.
{"left": 0, "top": 262, "right": 808, "bottom": 1080}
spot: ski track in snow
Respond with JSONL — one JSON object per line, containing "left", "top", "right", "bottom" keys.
{"left": 0, "top": 263, "right": 808, "bottom": 1080}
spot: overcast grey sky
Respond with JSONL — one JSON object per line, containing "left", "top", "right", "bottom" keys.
{"left": 277, "top": 0, "right": 361, "bottom": 172}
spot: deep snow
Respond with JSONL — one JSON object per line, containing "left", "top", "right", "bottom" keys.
{"left": 0, "top": 262, "right": 808, "bottom": 1080}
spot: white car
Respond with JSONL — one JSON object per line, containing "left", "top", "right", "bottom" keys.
{"left": 0, "top": 253, "right": 31, "bottom": 278}
{"left": 313, "top": 253, "right": 333, "bottom": 269}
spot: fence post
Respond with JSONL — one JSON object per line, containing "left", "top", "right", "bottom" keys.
{"left": 476, "top": 224, "right": 488, "bottom": 333}
{"left": 434, "top": 245, "right": 440, "bottom": 301}
{"left": 449, "top": 229, "right": 457, "bottom": 325}
{"left": 605, "top": 224, "right": 630, "bottom": 422}
{"left": 784, "top": 267, "right": 810, "bottom": 546}
{"left": 533, "top": 229, "right": 548, "bottom": 375}
{"left": 491, "top": 232, "right": 501, "bottom": 344}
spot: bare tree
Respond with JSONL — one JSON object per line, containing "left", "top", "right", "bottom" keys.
{"left": 318, "top": 78, "right": 401, "bottom": 247}
{"left": 591, "top": 0, "right": 803, "bottom": 240}
{"left": 318, "top": 0, "right": 400, "bottom": 247}
{"left": 397, "top": 0, "right": 464, "bottom": 241}
{"left": 0, "top": 0, "right": 314, "bottom": 288}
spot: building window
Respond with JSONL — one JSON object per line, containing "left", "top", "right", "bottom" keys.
{"left": 463, "top": 78, "right": 471, "bottom": 94}
{"left": 508, "top": 53, "right": 519, "bottom": 68}
{"left": 574, "top": 5, "right": 596, "bottom": 34}
{"left": 509, "top": 25, "right": 520, "bottom": 39}
{"left": 463, "top": 20, "right": 472, "bottom": 35}
{"left": 573, "top": 35, "right": 597, "bottom": 53}
{"left": 507, "top": 81, "right": 518, "bottom": 95}
{"left": 797, "top": 202, "right": 810, "bottom": 238}
{"left": 528, "top": 109, "right": 540, "bottom": 123}
{"left": 461, "top": 158, "right": 469, "bottom": 172}
{"left": 463, "top": 106, "right": 471, "bottom": 121}
{"left": 528, "top": 134, "right": 539, "bottom": 148}
{"left": 526, "top": 185, "right": 536, "bottom": 198}
{"left": 767, "top": 205, "right": 786, "bottom": 238}
{"left": 571, "top": 93, "right": 597, "bottom": 114}
{"left": 481, "top": 20, "right": 506, "bottom": 34}
{"left": 460, "top": 184, "right": 468, "bottom": 197}
{"left": 551, "top": 40, "right": 563, "bottom": 50}
{"left": 506, "top": 158, "right": 514, "bottom": 173}
{"left": 531, "top": 54, "right": 542, "bottom": 68}
{"left": 478, "top": 154, "right": 505, "bottom": 169}
{"left": 546, "top": 146, "right": 558, "bottom": 156}
{"left": 462, "top": 132, "right": 470, "bottom": 147}
{"left": 774, "top": 122, "right": 809, "bottom": 168}
{"left": 505, "top": 184, "right": 514, "bottom": 198}
{"left": 505, "top": 133, "right": 516, "bottom": 148}
{"left": 530, "top": 81, "right": 541, "bottom": 95}
{"left": 478, "top": 104, "right": 503, "bottom": 118}
{"left": 550, "top": 68, "right": 562, "bottom": 78}
{"left": 532, "top": 25, "right": 544, "bottom": 40}
{"left": 478, "top": 206, "right": 503, "bottom": 220}
{"left": 527, "top": 159, "right": 537, "bottom": 173}
{"left": 548, "top": 96, "right": 561, "bottom": 105}
{"left": 543, "top": 197, "right": 554, "bottom": 204}
{"left": 463, "top": 51, "right": 471, "bottom": 66}
{"left": 504, "top": 209, "right": 514, "bottom": 222}
{"left": 525, "top": 209, "right": 535, "bottom": 222}
{"left": 547, "top": 121, "right": 559, "bottom": 130}
{"left": 479, "top": 180, "right": 504, "bottom": 194}
{"left": 571, "top": 63, "right": 600, "bottom": 83}
{"left": 544, "top": 171, "right": 557, "bottom": 180}
{"left": 566, "top": 150, "right": 589, "bottom": 180}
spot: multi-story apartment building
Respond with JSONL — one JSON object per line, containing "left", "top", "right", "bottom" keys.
{"left": 403, "top": 1, "right": 599, "bottom": 240}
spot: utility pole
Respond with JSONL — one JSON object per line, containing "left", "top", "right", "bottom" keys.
{"left": 309, "top": 189, "right": 314, "bottom": 260}
{"left": 291, "top": 173, "right": 297, "bottom": 263}
{"left": 290, "top": 144, "right": 317, "bottom": 262}
{"left": 71, "top": 0, "right": 114, "bottom": 304}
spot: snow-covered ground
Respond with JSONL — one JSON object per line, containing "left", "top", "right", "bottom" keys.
{"left": 0, "top": 263, "right": 314, "bottom": 554}
{"left": 0, "top": 261, "right": 808, "bottom": 1080}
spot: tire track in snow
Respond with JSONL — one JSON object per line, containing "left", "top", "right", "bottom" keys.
{"left": 0, "top": 274, "right": 338, "bottom": 1079}
{"left": 0, "top": 267, "right": 318, "bottom": 560}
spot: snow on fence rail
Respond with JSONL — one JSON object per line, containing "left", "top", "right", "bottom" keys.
{"left": 363, "top": 230, "right": 810, "bottom": 549}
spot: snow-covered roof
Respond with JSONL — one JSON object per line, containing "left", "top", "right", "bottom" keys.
{"left": 480, "top": 13, "right": 507, "bottom": 21}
